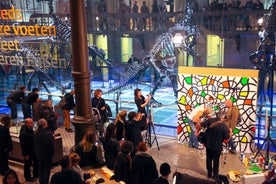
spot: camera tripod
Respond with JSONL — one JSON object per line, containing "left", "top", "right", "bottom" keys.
{"left": 145, "top": 104, "right": 160, "bottom": 150}
{"left": 254, "top": 61, "right": 276, "bottom": 170}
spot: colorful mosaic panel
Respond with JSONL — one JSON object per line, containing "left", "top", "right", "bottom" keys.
{"left": 177, "top": 73, "right": 258, "bottom": 153}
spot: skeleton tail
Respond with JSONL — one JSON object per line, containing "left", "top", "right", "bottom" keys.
{"left": 104, "top": 62, "right": 148, "bottom": 94}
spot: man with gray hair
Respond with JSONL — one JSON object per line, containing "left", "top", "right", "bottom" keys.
{"left": 188, "top": 105, "right": 213, "bottom": 149}
{"left": 34, "top": 119, "right": 54, "bottom": 184}
{"left": 19, "top": 118, "right": 38, "bottom": 182}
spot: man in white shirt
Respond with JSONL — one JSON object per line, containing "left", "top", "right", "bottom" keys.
{"left": 187, "top": 105, "right": 212, "bottom": 149}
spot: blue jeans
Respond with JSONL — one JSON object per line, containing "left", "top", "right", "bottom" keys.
{"left": 188, "top": 119, "right": 199, "bottom": 148}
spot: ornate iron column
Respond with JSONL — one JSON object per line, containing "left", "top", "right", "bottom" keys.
{"left": 70, "top": 0, "right": 97, "bottom": 145}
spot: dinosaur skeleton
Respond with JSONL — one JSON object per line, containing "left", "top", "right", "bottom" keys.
{"left": 89, "top": 0, "right": 200, "bottom": 105}
{"left": 2, "top": 0, "right": 200, "bottom": 103}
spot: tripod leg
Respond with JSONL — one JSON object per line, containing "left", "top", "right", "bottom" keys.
{"left": 254, "top": 137, "right": 267, "bottom": 160}
{"left": 147, "top": 122, "right": 152, "bottom": 148}
{"left": 150, "top": 122, "right": 160, "bottom": 150}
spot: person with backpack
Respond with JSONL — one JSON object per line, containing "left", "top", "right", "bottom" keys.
{"left": 61, "top": 90, "right": 75, "bottom": 132}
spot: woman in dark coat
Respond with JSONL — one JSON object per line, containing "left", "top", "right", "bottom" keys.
{"left": 134, "top": 88, "right": 151, "bottom": 130}
{"left": 132, "top": 142, "right": 158, "bottom": 184}
{"left": 73, "top": 131, "right": 100, "bottom": 168}
{"left": 99, "top": 124, "right": 120, "bottom": 169}
{"left": 0, "top": 115, "right": 13, "bottom": 175}
{"left": 91, "top": 89, "right": 106, "bottom": 136}
{"left": 114, "top": 141, "right": 133, "bottom": 184}
{"left": 114, "top": 110, "right": 127, "bottom": 141}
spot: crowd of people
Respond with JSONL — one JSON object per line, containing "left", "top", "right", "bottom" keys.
{"left": 94, "top": 0, "right": 268, "bottom": 33}
{"left": 96, "top": 0, "right": 169, "bottom": 32}
{"left": 3, "top": 84, "right": 276, "bottom": 183}
{"left": 201, "top": 0, "right": 265, "bottom": 31}
{"left": 3, "top": 85, "right": 173, "bottom": 184}
{"left": 0, "top": 113, "right": 170, "bottom": 184}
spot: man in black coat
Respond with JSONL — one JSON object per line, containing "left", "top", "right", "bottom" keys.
{"left": 19, "top": 118, "right": 39, "bottom": 182}
{"left": 22, "top": 88, "right": 41, "bottom": 119}
{"left": 0, "top": 115, "right": 13, "bottom": 175}
{"left": 34, "top": 118, "right": 54, "bottom": 184}
{"left": 201, "top": 117, "right": 230, "bottom": 179}
{"left": 125, "top": 111, "right": 143, "bottom": 158}
{"left": 39, "top": 100, "right": 58, "bottom": 133}
{"left": 7, "top": 85, "right": 26, "bottom": 120}
{"left": 50, "top": 155, "right": 83, "bottom": 184}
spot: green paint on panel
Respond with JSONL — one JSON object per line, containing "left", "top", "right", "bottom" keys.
{"left": 241, "top": 77, "right": 249, "bottom": 85}
{"left": 185, "top": 77, "right": 192, "bottom": 84}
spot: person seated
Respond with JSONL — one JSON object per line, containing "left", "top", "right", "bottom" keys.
{"left": 2, "top": 169, "right": 21, "bottom": 184}
{"left": 132, "top": 142, "right": 158, "bottom": 184}
{"left": 153, "top": 162, "right": 171, "bottom": 184}
{"left": 50, "top": 155, "right": 83, "bottom": 184}
{"left": 72, "top": 131, "right": 100, "bottom": 168}
{"left": 99, "top": 124, "right": 120, "bottom": 169}
{"left": 113, "top": 141, "right": 133, "bottom": 184}
{"left": 69, "top": 152, "right": 92, "bottom": 182}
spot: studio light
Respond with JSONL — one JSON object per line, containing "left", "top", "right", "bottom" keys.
{"left": 172, "top": 33, "right": 183, "bottom": 47}
{"left": 257, "top": 17, "right": 264, "bottom": 26}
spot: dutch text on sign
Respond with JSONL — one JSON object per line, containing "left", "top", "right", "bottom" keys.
{"left": 0, "top": 54, "right": 67, "bottom": 69}
{"left": 0, "top": 24, "right": 56, "bottom": 37}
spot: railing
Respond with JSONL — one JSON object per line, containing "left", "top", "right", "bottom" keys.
{"left": 85, "top": 9, "right": 270, "bottom": 37}
{"left": 17, "top": 9, "right": 270, "bottom": 38}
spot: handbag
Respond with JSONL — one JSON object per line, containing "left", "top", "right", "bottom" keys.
{"left": 197, "top": 131, "right": 206, "bottom": 144}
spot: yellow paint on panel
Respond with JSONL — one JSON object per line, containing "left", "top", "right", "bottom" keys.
{"left": 217, "top": 94, "right": 224, "bottom": 100}
{"left": 201, "top": 77, "right": 207, "bottom": 85}
{"left": 179, "top": 96, "right": 186, "bottom": 104}
{"left": 240, "top": 91, "right": 248, "bottom": 97}
{"left": 241, "top": 136, "right": 247, "bottom": 143}
{"left": 187, "top": 126, "right": 191, "bottom": 133}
